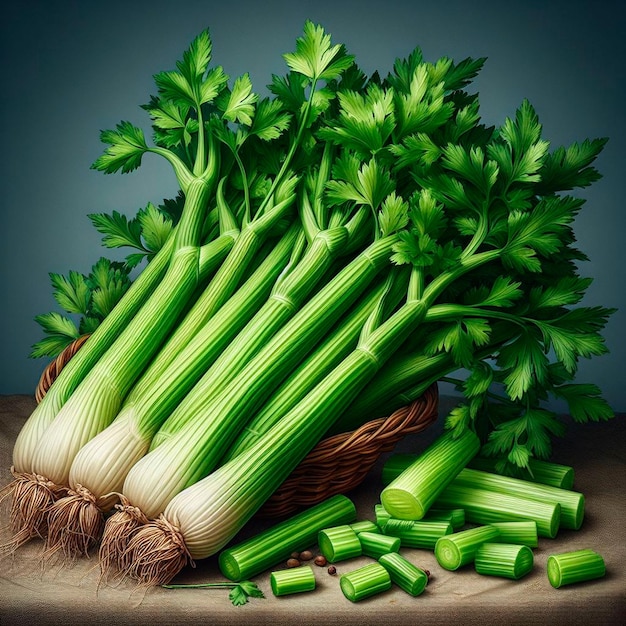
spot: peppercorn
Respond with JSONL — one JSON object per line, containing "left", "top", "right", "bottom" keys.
{"left": 314, "top": 555, "right": 327, "bottom": 567}
{"left": 290, "top": 551, "right": 300, "bottom": 559}
{"left": 299, "top": 550, "right": 314, "bottom": 561}
{"left": 327, "top": 565, "right": 337, "bottom": 575}
{"left": 286, "top": 558, "right": 301, "bottom": 568}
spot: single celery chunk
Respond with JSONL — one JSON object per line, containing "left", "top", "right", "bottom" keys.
{"left": 270, "top": 565, "right": 316, "bottom": 596}
{"left": 453, "top": 468, "right": 584, "bottom": 530}
{"left": 358, "top": 531, "right": 400, "bottom": 559}
{"left": 375, "top": 503, "right": 391, "bottom": 528}
{"left": 340, "top": 562, "right": 392, "bottom": 602}
{"left": 434, "top": 483, "right": 561, "bottom": 538}
{"left": 219, "top": 494, "right": 356, "bottom": 581}
{"left": 350, "top": 520, "right": 379, "bottom": 534}
{"left": 379, "top": 552, "right": 429, "bottom": 596}
{"left": 474, "top": 542, "right": 534, "bottom": 579}
{"left": 383, "top": 519, "right": 452, "bottom": 550}
{"left": 435, "top": 525, "right": 500, "bottom": 570}
{"left": 489, "top": 521, "right": 538, "bottom": 548}
{"left": 318, "top": 524, "right": 362, "bottom": 563}
{"left": 424, "top": 508, "right": 466, "bottom": 530}
{"left": 381, "top": 429, "right": 480, "bottom": 520}
{"left": 469, "top": 456, "right": 575, "bottom": 489}
{"left": 547, "top": 549, "right": 606, "bottom": 588}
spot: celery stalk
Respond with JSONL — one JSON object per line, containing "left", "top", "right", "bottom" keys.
{"left": 218, "top": 495, "right": 356, "bottom": 582}
{"left": 270, "top": 566, "right": 316, "bottom": 596}
{"left": 547, "top": 549, "right": 606, "bottom": 588}
{"left": 340, "top": 563, "right": 391, "bottom": 602}
{"left": 380, "top": 429, "right": 480, "bottom": 520}
{"left": 378, "top": 552, "right": 429, "bottom": 597}
{"left": 318, "top": 525, "right": 362, "bottom": 563}
{"left": 435, "top": 525, "right": 500, "bottom": 570}
{"left": 474, "top": 542, "right": 534, "bottom": 579}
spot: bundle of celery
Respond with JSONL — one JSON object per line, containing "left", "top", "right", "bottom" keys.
{"left": 3, "top": 21, "right": 614, "bottom": 587}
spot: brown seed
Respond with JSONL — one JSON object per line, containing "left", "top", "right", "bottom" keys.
{"left": 287, "top": 558, "right": 301, "bottom": 568}
{"left": 314, "top": 555, "right": 327, "bottom": 567}
{"left": 299, "top": 550, "right": 314, "bottom": 561}
{"left": 327, "top": 565, "right": 337, "bottom": 575}
{"left": 424, "top": 569, "right": 431, "bottom": 578}
{"left": 290, "top": 551, "right": 300, "bottom": 559}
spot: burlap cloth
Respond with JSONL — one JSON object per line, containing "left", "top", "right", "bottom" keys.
{"left": 0, "top": 394, "right": 624, "bottom": 625}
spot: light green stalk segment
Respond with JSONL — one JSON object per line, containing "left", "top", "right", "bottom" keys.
{"left": 547, "top": 549, "right": 606, "bottom": 588}
{"left": 67, "top": 224, "right": 301, "bottom": 500}
{"left": 489, "top": 521, "right": 538, "bottom": 547}
{"left": 218, "top": 495, "right": 356, "bottom": 582}
{"left": 27, "top": 180, "right": 232, "bottom": 485}
{"left": 162, "top": 297, "right": 434, "bottom": 561}
{"left": 375, "top": 504, "right": 391, "bottom": 528}
{"left": 358, "top": 531, "right": 400, "bottom": 559}
{"left": 270, "top": 566, "right": 316, "bottom": 596}
{"left": 383, "top": 454, "right": 576, "bottom": 491}
{"left": 434, "top": 525, "right": 500, "bottom": 570}
{"left": 10, "top": 233, "right": 176, "bottom": 473}
{"left": 434, "top": 483, "right": 561, "bottom": 538}
{"left": 223, "top": 269, "right": 407, "bottom": 460}
{"left": 382, "top": 519, "right": 453, "bottom": 550}
{"left": 378, "top": 552, "right": 429, "bottom": 597}
{"left": 468, "top": 457, "right": 575, "bottom": 490}
{"left": 318, "top": 525, "right": 362, "bottom": 563}
{"left": 125, "top": 194, "right": 296, "bottom": 405}
{"left": 123, "top": 235, "right": 398, "bottom": 518}
{"left": 350, "top": 520, "right": 379, "bottom": 534}
{"left": 453, "top": 468, "right": 585, "bottom": 530}
{"left": 380, "top": 429, "right": 480, "bottom": 520}
{"left": 424, "top": 508, "right": 466, "bottom": 530}
{"left": 340, "top": 563, "right": 391, "bottom": 602}
{"left": 474, "top": 543, "right": 534, "bottom": 579}
{"left": 148, "top": 223, "right": 353, "bottom": 447}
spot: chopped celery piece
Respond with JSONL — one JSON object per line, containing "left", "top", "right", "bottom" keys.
{"left": 340, "top": 562, "right": 391, "bottom": 602}
{"left": 270, "top": 565, "right": 316, "bottom": 596}
{"left": 547, "top": 549, "right": 606, "bottom": 588}
{"left": 435, "top": 525, "right": 500, "bottom": 570}
{"left": 379, "top": 552, "right": 428, "bottom": 597}
{"left": 424, "top": 508, "right": 466, "bottom": 530}
{"left": 434, "top": 483, "right": 561, "bottom": 538}
{"left": 358, "top": 531, "right": 400, "bottom": 559}
{"left": 380, "top": 429, "right": 480, "bottom": 520}
{"left": 454, "top": 468, "right": 584, "bottom": 530}
{"left": 474, "top": 543, "right": 534, "bottom": 580}
{"left": 318, "top": 525, "right": 362, "bottom": 563}
{"left": 350, "top": 520, "right": 379, "bottom": 534}
{"left": 469, "top": 456, "right": 575, "bottom": 489}
{"left": 383, "top": 519, "right": 452, "bottom": 550}
{"left": 489, "top": 521, "right": 538, "bottom": 548}
{"left": 219, "top": 495, "right": 356, "bottom": 581}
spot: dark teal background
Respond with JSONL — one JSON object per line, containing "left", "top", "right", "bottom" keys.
{"left": 1, "top": 0, "right": 624, "bottom": 412}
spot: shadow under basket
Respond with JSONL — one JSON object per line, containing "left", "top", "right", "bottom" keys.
{"left": 36, "top": 335, "right": 440, "bottom": 519}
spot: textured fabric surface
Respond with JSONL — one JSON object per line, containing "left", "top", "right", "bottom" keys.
{"left": 0, "top": 394, "right": 624, "bottom": 625}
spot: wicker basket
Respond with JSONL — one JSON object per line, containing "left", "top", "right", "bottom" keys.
{"left": 36, "top": 335, "right": 439, "bottom": 518}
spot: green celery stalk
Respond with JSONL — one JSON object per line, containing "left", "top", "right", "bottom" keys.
{"left": 468, "top": 456, "right": 575, "bottom": 490}
{"left": 434, "top": 525, "right": 500, "bottom": 570}
{"left": 380, "top": 429, "right": 480, "bottom": 520}
{"left": 489, "top": 521, "right": 538, "bottom": 548}
{"left": 318, "top": 525, "right": 362, "bottom": 563}
{"left": 358, "top": 531, "right": 401, "bottom": 559}
{"left": 453, "top": 468, "right": 585, "bottom": 530}
{"left": 434, "top": 483, "right": 561, "bottom": 538}
{"left": 378, "top": 552, "right": 429, "bottom": 597}
{"left": 547, "top": 549, "right": 606, "bottom": 588}
{"left": 382, "top": 519, "right": 453, "bottom": 550}
{"left": 270, "top": 566, "right": 316, "bottom": 596}
{"left": 218, "top": 494, "right": 356, "bottom": 582}
{"left": 340, "top": 563, "right": 391, "bottom": 602}
{"left": 474, "top": 543, "right": 534, "bottom": 579}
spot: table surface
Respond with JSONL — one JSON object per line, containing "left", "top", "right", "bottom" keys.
{"left": 0, "top": 393, "right": 624, "bottom": 626}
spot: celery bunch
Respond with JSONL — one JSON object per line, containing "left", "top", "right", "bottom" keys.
{"left": 5, "top": 20, "right": 614, "bottom": 588}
